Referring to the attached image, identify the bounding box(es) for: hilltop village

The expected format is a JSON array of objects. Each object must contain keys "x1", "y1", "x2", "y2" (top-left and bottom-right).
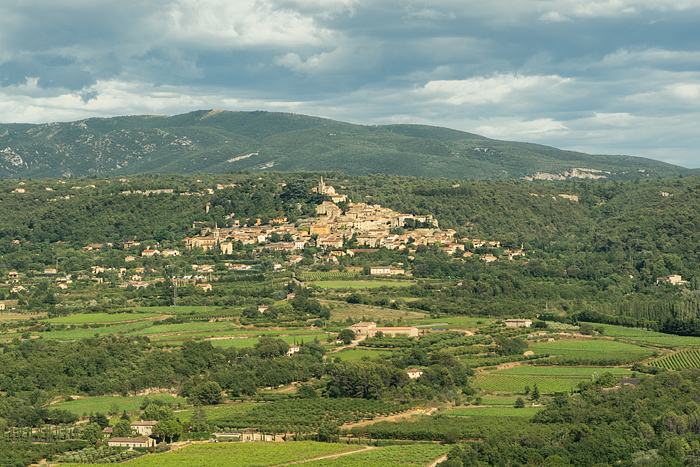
[{"x1": 183, "y1": 178, "x2": 522, "y2": 272}]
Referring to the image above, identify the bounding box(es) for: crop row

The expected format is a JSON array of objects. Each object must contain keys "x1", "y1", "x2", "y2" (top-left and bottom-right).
[{"x1": 650, "y1": 349, "x2": 700, "y2": 370}]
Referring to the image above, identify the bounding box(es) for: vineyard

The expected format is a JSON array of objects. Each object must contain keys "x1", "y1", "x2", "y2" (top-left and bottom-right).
[
  {"x1": 54, "y1": 393, "x2": 185, "y2": 416},
  {"x1": 444, "y1": 407, "x2": 542, "y2": 418},
  {"x1": 580, "y1": 322, "x2": 700, "y2": 348},
  {"x1": 60, "y1": 442, "x2": 363, "y2": 467},
  {"x1": 213, "y1": 399, "x2": 413, "y2": 433},
  {"x1": 297, "y1": 444, "x2": 449, "y2": 466},
  {"x1": 311, "y1": 280, "x2": 413, "y2": 289},
  {"x1": 528, "y1": 339, "x2": 654, "y2": 365},
  {"x1": 301, "y1": 272, "x2": 358, "y2": 281},
  {"x1": 649, "y1": 349, "x2": 700, "y2": 370},
  {"x1": 473, "y1": 374, "x2": 586, "y2": 394}
]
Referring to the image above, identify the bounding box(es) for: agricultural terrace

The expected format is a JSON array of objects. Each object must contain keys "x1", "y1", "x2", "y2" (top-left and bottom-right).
[
  {"x1": 473, "y1": 366, "x2": 635, "y2": 395},
  {"x1": 528, "y1": 338, "x2": 655, "y2": 365},
  {"x1": 330, "y1": 348, "x2": 393, "y2": 361},
  {"x1": 297, "y1": 444, "x2": 449, "y2": 466},
  {"x1": 409, "y1": 316, "x2": 496, "y2": 329},
  {"x1": 650, "y1": 349, "x2": 700, "y2": 370},
  {"x1": 212, "y1": 398, "x2": 413, "y2": 433},
  {"x1": 45, "y1": 312, "x2": 160, "y2": 324},
  {"x1": 444, "y1": 406, "x2": 542, "y2": 418},
  {"x1": 62, "y1": 442, "x2": 363, "y2": 467},
  {"x1": 312, "y1": 280, "x2": 414, "y2": 289},
  {"x1": 580, "y1": 322, "x2": 700, "y2": 348},
  {"x1": 209, "y1": 333, "x2": 330, "y2": 349},
  {"x1": 53, "y1": 393, "x2": 186, "y2": 416}
]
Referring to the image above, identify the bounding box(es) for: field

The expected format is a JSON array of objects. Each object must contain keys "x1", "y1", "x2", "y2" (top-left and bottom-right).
[
  {"x1": 330, "y1": 348, "x2": 393, "y2": 361},
  {"x1": 580, "y1": 322, "x2": 700, "y2": 348},
  {"x1": 327, "y1": 301, "x2": 426, "y2": 322},
  {"x1": 45, "y1": 312, "x2": 160, "y2": 324},
  {"x1": 650, "y1": 349, "x2": 700, "y2": 370},
  {"x1": 528, "y1": 338, "x2": 655, "y2": 364},
  {"x1": 52, "y1": 393, "x2": 186, "y2": 416},
  {"x1": 444, "y1": 406, "x2": 542, "y2": 418},
  {"x1": 473, "y1": 374, "x2": 586, "y2": 394},
  {"x1": 35, "y1": 321, "x2": 155, "y2": 340},
  {"x1": 62, "y1": 442, "x2": 363, "y2": 467},
  {"x1": 409, "y1": 316, "x2": 495, "y2": 329},
  {"x1": 495, "y1": 366, "x2": 634, "y2": 377},
  {"x1": 312, "y1": 280, "x2": 414, "y2": 289},
  {"x1": 300, "y1": 271, "x2": 359, "y2": 281},
  {"x1": 210, "y1": 333, "x2": 330, "y2": 349},
  {"x1": 474, "y1": 363, "x2": 636, "y2": 394},
  {"x1": 297, "y1": 444, "x2": 449, "y2": 466}
]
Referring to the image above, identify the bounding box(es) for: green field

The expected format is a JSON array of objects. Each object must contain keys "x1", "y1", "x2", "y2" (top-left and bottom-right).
[
  {"x1": 34, "y1": 321, "x2": 155, "y2": 340},
  {"x1": 444, "y1": 406, "x2": 542, "y2": 418},
  {"x1": 474, "y1": 374, "x2": 587, "y2": 394},
  {"x1": 580, "y1": 323, "x2": 700, "y2": 348},
  {"x1": 529, "y1": 338, "x2": 654, "y2": 364},
  {"x1": 650, "y1": 349, "x2": 700, "y2": 370},
  {"x1": 45, "y1": 313, "x2": 159, "y2": 324},
  {"x1": 495, "y1": 366, "x2": 634, "y2": 377},
  {"x1": 312, "y1": 280, "x2": 413, "y2": 289},
  {"x1": 53, "y1": 393, "x2": 186, "y2": 416},
  {"x1": 177, "y1": 403, "x2": 255, "y2": 423},
  {"x1": 210, "y1": 334, "x2": 330, "y2": 349},
  {"x1": 61, "y1": 442, "x2": 363, "y2": 467},
  {"x1": 409, "y1": 317, "x2": 495, "y2": 329},
  {"x1": 331, "y1": 348, "x2": 393, "y2": 361},
  {"x1": 298, "y1": 444, "x2": 449, "y2": 466}
]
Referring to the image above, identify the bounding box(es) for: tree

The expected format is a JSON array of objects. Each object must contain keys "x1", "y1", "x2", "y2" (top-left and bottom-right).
[
  {"x1": 112, "y1": 419, "x2": 134, "y2": 438},
  {"x1": 515, "y1": 397, "x2": 525, "y2": 408},
  {"x1": 338, "y1": 329, "x2": 356, "y2": 345},
  {"x1": 153, "y1": 419, "x2": 182, "y2": 443},
  {"x1": 82, "y1": 423, "x2": 103, "y2": 444},
  {"x1": 531, "y1": 384, "x2": 540, "y2": 401},
  {"x1": 143, "y1": 403, "x2": 174, "y2": 421},
  {"x1": 191, "y1": 381, "x2": 223, "y2": 405},
  {"x1": 191, "y1": 405, "x2": 208, "y2": 432}
]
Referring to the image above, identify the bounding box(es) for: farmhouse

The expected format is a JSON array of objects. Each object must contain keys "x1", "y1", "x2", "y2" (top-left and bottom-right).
[
  {"x1": 406, "y1": 368, "x2": 424, "y2": 379},
  {"x1": 656, "y1": 275, "x2": 688, "y2": 285},
  {"x1": 370, "y1": 326, "x2": 419, "y2": 338},
  {"x1": 369, "y1": 266, "x2": 405, "y2": 276},
  {"x1": 504, "y1": 319, "x2": 532, "y2": 328},
  {"x1": 347, "y1": 321, "x2": 376, "y2": 336},
  {"x1": 107, "y1": 437, "x2": 155, "y2": 449},
  {"x1": 131, "y1": 420, "x2": 158, "y2": 437},
  {"x1": 287, "y1": 345, "x2": 300, "y2": 356}
]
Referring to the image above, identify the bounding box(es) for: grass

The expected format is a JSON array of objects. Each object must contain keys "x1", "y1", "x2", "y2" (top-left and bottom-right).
[
  {"x1": 330, "y1": 348, "x2": 393, "y2": 361},
  {"x1": 209, "y1": 334, "x2": 330, "y2": 349},
  {"x1": 52, "y1": 393, "x2": 186, "y2": 416},
  {"x1": 474, "y1": 374, "x2": 587, "y2": 394},
  {"x1": 45, "y1": 312, "x2": 159, "y2": 324},
  {"x1": 529, "y1": 338, "x2": 654, "y2": 361},
  {"x1": 495, "y1": 366, "x2": 634, "y2": 377},
  {"x1": 444, "y1": 406, "x2": 542, "y2": 418},
  {"x1": 313, "y1": 280, "x2": 414, "y2": 289},
  {"x1": 580, "y1": 322, "x2": 700, "y2": 348},
  {"x1": 409, "y1": 316, "x2": 495, "y2": 329},
  {"x1": 298, "y1": 444, "x2": 449, "y2": 466},
  {"x1": 60, "y1": 442, "x2": 363, "y2": 467},
  {"x1": 177, "y1": 403, "x2": 255, "y2": 423},
  {"x1": 37, "y1": 321, "x2": 154, "y2": 339}
]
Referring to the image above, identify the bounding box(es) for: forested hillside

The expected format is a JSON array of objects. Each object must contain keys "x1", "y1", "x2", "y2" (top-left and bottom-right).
[
  {"x1": 0, "y1": 110, "x2": 694, "y2": 180},
  {"x1": 0, "y1": 172, "x2": 698, "y2": 331}
]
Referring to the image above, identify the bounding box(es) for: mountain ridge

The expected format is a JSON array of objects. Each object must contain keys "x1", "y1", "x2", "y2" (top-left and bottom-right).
[{"x1": 0, "y1": 109, "x2": 694, "y2": 180}]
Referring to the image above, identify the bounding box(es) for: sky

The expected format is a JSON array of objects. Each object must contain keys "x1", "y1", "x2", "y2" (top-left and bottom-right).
[{"x1": 1, "y1": 1, "x2": 699, "y2": 168}]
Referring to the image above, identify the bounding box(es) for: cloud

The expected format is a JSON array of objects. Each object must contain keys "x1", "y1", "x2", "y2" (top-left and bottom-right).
[{"x1": 414, "y1": 74, "x2": 572, "y2": 106}]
